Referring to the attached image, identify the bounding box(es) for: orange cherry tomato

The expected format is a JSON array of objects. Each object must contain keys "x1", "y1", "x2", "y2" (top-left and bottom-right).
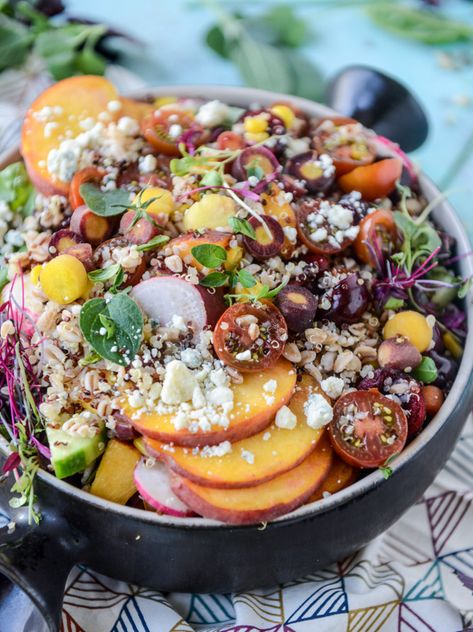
[
  {"x1": 141, "y1": 108, "x2": 205, "y2": 157},
  {"x1": 328, "y1": 389, "x2": 408, "y2": 469},
  {"x1": 421, "y1": 385, "x2": 444, "y2": 417},
  {"x1": 354, "y1": 209, "x2": 398, "y2": 267},
  {"x1": 69, "y1": 167, "x2": 104, "y2": 210},
  {"x1": 338, "y1": 158, "x2": 403, "y2": 201},
  {"x1": 216, "y1": 131, "x2": 245, "y2": 151},
  {"x1": 313, "y1": 119, "x2": 375, "y2": 176},
  {"x1": 213, "y1": 301, "x2": 287, "y2": 373}
]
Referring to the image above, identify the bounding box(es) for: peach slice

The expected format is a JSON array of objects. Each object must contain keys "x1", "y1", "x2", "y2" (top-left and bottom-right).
[
  {"x1": 123, "y1": 359, "x2": 297, "y2": 447},
  {"x1": 146, "y1": 374, "x2": 324, "y2": 488},
  {"x1": 119, "y1": 97, "x2": 154, "y2": 122},
  {"x1": 90, "y1": 439, "x2": 140, "y2": 505},
  {"x1": 166, "y1": 231, "x2": 232, "y2": 272},
  {"x1": 171, "y1": 433, "x2": 333, "y2": 525},
  {"x1": 21, "y1": 76, "x2": 118, "y2": 196},
  {"x1": 307, "y1": 454, "x2": 359, "y2": 503},
  {"x1": 261, "y1": 184, "x2": 297, "y2": 258}
]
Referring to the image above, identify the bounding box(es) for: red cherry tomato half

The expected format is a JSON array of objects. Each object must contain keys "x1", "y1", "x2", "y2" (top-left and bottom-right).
[
  {"x1": 216, "y1": 131, "x2": 245, "y2": 151},
  {"x1": 141, "y1": 108, "x2": 205, "y2": 157},
  {"x1": 328, "y1": 389, "x2": 408, "y2": 469},
  {"x1": 296, "y1": 199, "x2": 355, "y2": 256},
  {"x1": 213, "y1": 301, "x2": 288, "y2": 372},
  {"x1": 313, "y1": 119, "x2": 375, "y2": 176},
  {"x1": 69, "y1": 166, "x2": 104, "y2": 210},
  {"x1": 338, "y1": 158, "x2": 403, "y2": 201},
  {"x1": 354, "y1": 208, "x2": 398, "y2": 267}
]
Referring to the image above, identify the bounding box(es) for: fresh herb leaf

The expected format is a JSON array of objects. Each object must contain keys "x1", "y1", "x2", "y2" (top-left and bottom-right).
[
  {"x1": 384, "y1": 297, "x2": 405, "y2": 310},
  {"x1": 110, "y1": 266, "x2": 125, "y2": 294},
  {"x1": 236, "y1": 269, "x2": 257, "y2": 288},
  {"x1": 79, "y1": 183, "x2": 131, "y2": 217},
  {"x1": 379, "y1": 465, "x2": 393, "y2": 480},
  {"x1": 367, "y1": 5, "x2": 473, "y2": 45},
  {"x1": 256, "y1": 279, "x2": 288, "y2": 300},
  {"x1": 136, "y1": 234, "x2": 170, "y2": 252},
  {"x1": 0, "y1": 162, "x2": 35, "y2": 217},
  {"x1": 0, "y1": 267, "x2": 9, "y2": 293},
  {"x1": 88, "y1": 262, "x2": 122, "y2": 284},
  {"x1": 170, "y1": 155, "x2": 198, "y2": 177},
  {"x1": 98, "y1": 313, "x2": 115, "y2": 339},
  {"x1": 200, "y1": 271, "x2": 229, "y2": 288},
  {"x1": 412, "y1": 356, "x2": 438, "y2": 384},
  {"x1": 79, "y1": 350, "x2": 101, "y2": 367},
  {"x1": 458, "y1": 277, "x2": 473, "y2": 299},
  {"x1": 191, "y1": 244, "x2": 227, "y2": 268},
  {"x1": 79, "y1": 293, "x2": 143, "y2": 366},
  {"x1": 0, "y1": 14, "x2": 33, "y2": 71},
  {"x1": 200, "y1": 170, "x2": 224, "y2": 187},
  {"x1": 228, "y1": 216, "x2": 256, "y2": 239}
]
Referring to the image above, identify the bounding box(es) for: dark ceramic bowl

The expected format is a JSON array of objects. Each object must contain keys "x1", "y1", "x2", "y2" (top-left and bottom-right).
[{"x1": 1, "y1": 86, "x2": 472, "y2": 632}]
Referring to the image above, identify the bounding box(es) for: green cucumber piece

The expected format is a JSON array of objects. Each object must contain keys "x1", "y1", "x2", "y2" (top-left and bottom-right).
[{"x1": 46, "y1": 421, "x2": 106, "y2": 479}]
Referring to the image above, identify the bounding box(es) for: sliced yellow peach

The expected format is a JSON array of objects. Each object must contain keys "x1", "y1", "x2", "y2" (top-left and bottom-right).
[
  {"x1": 90, "y1": 439, "x2": 140, "y2": 505},
  {"x1": 123, "y1": 359, "x2": 297, "y2": 447},
  {"x1": 119, "y1": 97, "x2": 153, "y2": 122},
  {"x1": 307, "y1": 454, "x2": 359, "y2": 503},
  {"x1": 21, "y1": 76, "x2": 118, "y2": 195},
  {"x1": 146, "y1": 374, "x2": 324, "y2": 488},
  {"x1": 171, "y1": 433, "x2": 333, "y2": 524},
  {"x1": 165, "y1": 231, "x2": 232, "y2": 272},
  {"x1": 261, "y1": 184, "x2": 297, "y2": 258}
]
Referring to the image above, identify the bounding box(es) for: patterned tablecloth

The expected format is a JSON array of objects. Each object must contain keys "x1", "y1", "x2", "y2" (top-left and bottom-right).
[{"x1": 60, "y1": 415, "x2": 473, "y2": 632}]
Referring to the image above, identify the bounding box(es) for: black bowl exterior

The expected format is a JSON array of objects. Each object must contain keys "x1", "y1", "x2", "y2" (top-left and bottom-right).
[
  {"x1": 0, "y1": 86, "x2": 471, "y2": 632},
  {"x1": 327, "y1": 65, "x2": 429, "y2": 152}
]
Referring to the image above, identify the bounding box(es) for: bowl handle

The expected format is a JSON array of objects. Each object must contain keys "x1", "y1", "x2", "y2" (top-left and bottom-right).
[{"x1": 0, "y1": 469, "x2": 77, "y2": 632}]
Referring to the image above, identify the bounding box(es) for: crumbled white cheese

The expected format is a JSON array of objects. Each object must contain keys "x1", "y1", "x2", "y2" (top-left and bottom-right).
[
  {"x1": 195, "y1": 100, "x2": 229, "y2": 127},
  {"x1": 310, "y1": 228, "x2": 328, "y2": 243},
  {"x1": 117, "y1": 116, "x2": 140, "y2": 136},
  {"x1": 320, "y1": 376, "x2": 345, "y2": 400},
  {"x1": 262, "y1": 431, "x2": 271, "y2": 441},
  {"x1": 327, "y1": 204, "x2": 353, "y2": 230},
  {"x1": 263, "y1": 379, "x2": 277, "y2": 394},
  {"x1": 44, "y1": 121, "x2": 58, "y2": 138},
  {"x1": 170, "y1": 314, "x2": 188, "y2": 332},
  {"x1": 139, "y1": 154, "x2": 157, "y2": 174},
  {"x1": 207, "y1": 386, "x2": 234, "y2": 408},
  {"x1": 283, "y1": 226, "x2": 297, "y2": 243},
  {"x1": 241, "y1": 448, "x2": 255, "y2": 465},
  {"x1": 200, "y1": 441, "x2": 232, "y2": 458},
  {"x1": 304, "y1": 393, "x2": 333, "y2": 429},
  {"x1": 161, "y1": 360, "x2": 197, "y2": 404},
  {"x1": 192, "y1": 385, "x2": 206, "y2": 409},
  {"x1": 181, "y1": 348, "x2": 202, "y2": 368},
  {"x1": 168, "y1": 124, "x2": 182, "y2": 138},
  {"x1": 235, "y1": 350, "x2": 252, "y2": 362},
  {"x1": 275, "y1": 405, "x2": 297, "y2": 429},
  {"x1": 107, "y1": 100, "x2": 122, "y2": 113}
]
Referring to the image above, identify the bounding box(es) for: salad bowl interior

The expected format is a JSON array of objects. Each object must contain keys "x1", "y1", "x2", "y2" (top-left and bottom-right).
[{"x1": 0, "y1": 85, "x2": 473, "y2": 632}]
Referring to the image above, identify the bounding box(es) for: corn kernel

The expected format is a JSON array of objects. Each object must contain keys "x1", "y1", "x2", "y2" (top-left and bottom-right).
[
  {"x1": 244, "y1": 116, "x2": 268, "y2": 134},
  {"x1": 270, "y1": 104, "x2": 295, "y2": 129}
]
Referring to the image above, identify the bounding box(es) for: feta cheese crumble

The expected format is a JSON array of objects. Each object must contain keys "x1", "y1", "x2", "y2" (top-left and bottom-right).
[
  {"x1": 275, "y1": 405, "x2": 297, "y2": 429},
  {"x1": 320, "y1": 376, "x2": 345, "y2": 400},
  {"x1": 304, "y1": 393, "x2": 333, "y2": 429}
]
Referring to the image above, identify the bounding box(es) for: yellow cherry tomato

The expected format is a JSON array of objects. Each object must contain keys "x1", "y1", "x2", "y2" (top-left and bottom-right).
[
  {"x1": 40, "y1": 254, "x2": 88, "y2": 304},
  {"x1": 183, "y1": 193, "x2": 236, "y2": 231},
  {"x1": 270, "y1": 104, "x2": 295, "y2": 129},
  {"x1": 383, "y1": 310, "x2": 433, "y2": 353},
  {"x1": 243, "y1": 115, "x2": 268, "y2": 134}
]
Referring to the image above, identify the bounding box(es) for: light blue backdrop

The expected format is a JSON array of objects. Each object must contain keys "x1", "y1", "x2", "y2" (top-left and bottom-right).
[{"x1": 69, "y1": 0, "x2": 473, "y2": 235}]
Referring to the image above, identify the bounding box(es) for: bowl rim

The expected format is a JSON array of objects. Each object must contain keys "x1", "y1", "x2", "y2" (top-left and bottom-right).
[{"x1": 3, "y1": 83, "x2": 473, "y2": 530}]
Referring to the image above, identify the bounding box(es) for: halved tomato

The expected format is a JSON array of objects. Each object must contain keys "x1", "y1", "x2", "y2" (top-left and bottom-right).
[
  {"x1": 312, "y1": 119, "x2": 375, "y2": 176},
  {"x1": 296, "y1": 199, "x2": 355, "y2": 256},
  {"x1": 69, "y1": 166, "x2": 104, "y2": 210},
  {"x1": 328, "y1": 389, "x2": 408, "y2": 469},
  {"x1": 216, "y1": 131, "x2": 245, "y2": 151},
  {"x1": 213, "y1": 301, "x2": 288, "y2": 372},
  {"x1": 339, "y1": 158, "x2": 403, "y2": 201},
  {"x1": 354, "y1": 208, "x2": 397, "y2": 267},
  {"x1": 141, "y1": 108, "x2": 205, "y2": 156}
]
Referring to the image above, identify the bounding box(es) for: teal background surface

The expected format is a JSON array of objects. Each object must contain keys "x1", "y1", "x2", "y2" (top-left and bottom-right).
[{"x1": 69, "y1": 0, "x2": 473, "y2": 236}]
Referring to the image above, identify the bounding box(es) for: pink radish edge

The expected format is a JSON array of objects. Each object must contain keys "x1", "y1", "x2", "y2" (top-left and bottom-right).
[
  {"x1": 374, "y1": 135, "x2": 418, "y2": 183},
  {"x1": 134, "y1": 458, "x2": 195, "y2": 518}
]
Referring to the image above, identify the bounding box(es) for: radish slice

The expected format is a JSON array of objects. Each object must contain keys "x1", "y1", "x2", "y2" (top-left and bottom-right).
[
  {"x1": 374, "y1": 135, "x2": 418, "y2": 184},
  {"x1": 131, "y1": 276, "x2": 225, "y2": 338},
  {"x1": 134, "y1": 458, "x2": 194, "y2": 517}
]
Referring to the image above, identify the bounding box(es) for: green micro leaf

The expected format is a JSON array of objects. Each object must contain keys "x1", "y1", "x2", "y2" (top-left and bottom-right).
[
  {"x1": 236, "y1": 269, "x2": 257, "y2": 288},
  {"x1": 200, "y1": 170, "x2": 224, "y2": 187},
  {"x1": 191, "y1": 244, "x2": 227, "y2": 268},
  {"x1": 458, "y1": 276, "x2": 473, "y2": 299},
  {"x1": 88, "y1": 263, "x2": 123, "y2": 284},
  {"x1": 199, "y1": 271, "x2": 229, "y2": 288},
  {"x1": 136, "y1": 234, "x2": 170, "y2": 252},
  {"x1": 384, "y1": 297, "x2": 405, "y2": 311},
  {"x1": 79, "y1": 293, "x2": 143, "y2": 366},
  {"x1": 412, "y1": 356, "x2": 438, "y2": 385},
  {"x1": 0, "y1": 162, "x2": 35, "y2": 217},
  {"x1": 228, "y1": 216, "x2": 256, "y2": 239},
  {"x1": 79, "y1": 183, "x2": 131, "y2": 217}
]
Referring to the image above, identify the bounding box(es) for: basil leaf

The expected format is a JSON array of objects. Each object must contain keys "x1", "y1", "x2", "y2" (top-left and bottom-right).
[
  {"x1": 88, "y1": 263, "x2": 122, "y2": 283},
  {"x1": 0, "y1": 162, "x2": 35, "y2": 217},
  {"x1": 200, "y1": 272, "x2": 229, "y2": 288},
  {"x1": 79, "y1": 293, "x2": 143, "y2": 366},
  {"x1": 367, "y1": 5, "x2": 473, "y2": 45},
  {"x1": 205, "y1": 23, "x2": 232, "y2": 59},
  {"x1": 136, "y1": 235, "x2": 170, "y2": 252},
  {"x1": 80, "y1": 183, "x2": 131, "y2": 217},
  {"x1": 228, "y1": 216, "x2": 256, "y2": 239},
  {"x1": 237, "y1": 269, "x2": 257, "y2": 289},
  {"x1": 0, "y1": 14, "x2": 33, "y2": 72},
  {"x1": 412, "y1": 356, "x2": 438, "y2": 384},
  {"x1": 191, "y1": 244, "x2": 227, "y2": 268}
]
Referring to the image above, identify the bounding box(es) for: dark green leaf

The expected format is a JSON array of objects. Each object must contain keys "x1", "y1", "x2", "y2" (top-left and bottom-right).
[
  {"x1": 412, "y1": 356, "x2": 438, "y2": 384},
  {"x1": 367, "y1": 5, "x2": 473, "y2": 45},
  {"x1": 75, "y1": 47, "x2": 106, "y2": 75},
  {"x1": 0, "y1": 14, "x2": 33, "y2": 71},
  {"x1": 228, "y1": 216, "x2": 256, "y2": 239},
  {"x1": 0, "y1": 162, "x2": 35, "y2": 217},
  {"x1": 237, "y1": 269, "x2": 257, "y2": 288},
  {"x1": 79, "y1": 293, "x2": 143, "y2": 366},
  {"x1": 88, "y1": 263, "x2": 122, "y2": 284},
  {"x1": 80, "y1": 183, "x2": 131, "y2": 217},
  {"x1": 191, "y1": 244, "x2": 227, "y2": 268},
  {"x1": 110, "y1": 267, "x2": 125, "y2": 293},
  {"x1": 136, "y1": 235, "x2": 170, "y2": 252},
  {"x1": 200, "y1": 271, "x2": 229, "y2": 288},
  {"x1": 205, "y1": 23, "x2": 232, "y2": 59}
]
